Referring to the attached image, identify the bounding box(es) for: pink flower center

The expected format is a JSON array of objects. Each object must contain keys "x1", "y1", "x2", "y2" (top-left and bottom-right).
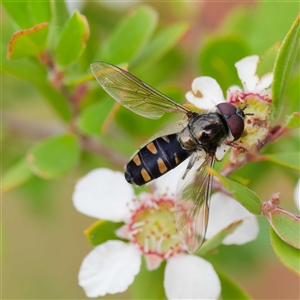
[{"x1": 128, "y1": 197, "x2": 182, "y2": 259}]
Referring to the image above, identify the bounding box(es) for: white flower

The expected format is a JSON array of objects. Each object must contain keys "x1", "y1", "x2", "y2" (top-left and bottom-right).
[
  {"x1": 185, "y1": 55, "x2": 273, "y2": 157},
  {"x1": 294, "y1": 179, "x2": 300, "y2": 211},
  {"x1": 234, "y1": 55, "x2": 273, "y2": 94},
  {"x1": 186, "y1": 76, "x2": 225, "y2": 110},
  {"x1": 206, "y1": 193, "x2": 259, "y2": 245},
  {"x1": 73, "y1": 166, "x2": 259, "y2": 299}
]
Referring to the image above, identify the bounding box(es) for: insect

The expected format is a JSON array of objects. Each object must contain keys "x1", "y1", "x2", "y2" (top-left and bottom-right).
[{"x1": 91, "y1": 61, "x2": 251, "y2": 253}]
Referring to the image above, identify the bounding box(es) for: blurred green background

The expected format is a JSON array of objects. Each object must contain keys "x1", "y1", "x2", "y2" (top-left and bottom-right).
[{"x1": 2, "y1": 1, "x2": 299, "y2": 299}]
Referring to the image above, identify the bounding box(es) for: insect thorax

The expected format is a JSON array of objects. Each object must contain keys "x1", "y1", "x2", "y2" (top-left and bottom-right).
[{"x1": 179, "y1": 113, "x2": 229, "y2": 152}]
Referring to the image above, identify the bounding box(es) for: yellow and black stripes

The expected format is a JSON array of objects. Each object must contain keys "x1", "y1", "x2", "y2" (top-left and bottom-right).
[{"x1": 125, "y1": 134, "x2": 190, "y2": 185}]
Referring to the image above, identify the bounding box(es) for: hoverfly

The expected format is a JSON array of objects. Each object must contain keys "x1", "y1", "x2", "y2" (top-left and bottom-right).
[{"x1": 91, "y1": 62, "x2": 250, "y2": 253}]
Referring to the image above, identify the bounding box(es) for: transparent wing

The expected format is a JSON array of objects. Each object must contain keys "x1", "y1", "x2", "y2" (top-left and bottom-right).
[
  {"x1": 140, "y1": 120, "x2": 187, "y2": 149},
  {"x1": 91, "y1": 62, "x2": 191, "y2": 119},
  {"x1": 174, "y1": 151, "x2": 215, "y2": 253}
]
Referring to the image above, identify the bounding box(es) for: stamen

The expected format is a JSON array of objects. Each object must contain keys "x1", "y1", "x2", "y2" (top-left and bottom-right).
[
  {"x1": 151, "y1": 235, "x2": 157, "y2": 251},
  {"x1": 145, "y1": 199, "x2": 153, "y2": 207},
  {"x1": 151, "y1": 201, "x2": 159, "y2": 210},
  {"x1": 132, "y1": 221, "x2": 145, "y2": 229},
  {"x1": 144, "y1": 238, "x2": 149, "y2": 253},
  {"x1": 171, "y1": 234, "x2": 182, "y2": 240},
  {"x1": 128, "y1": 228, "x2": 142, "y2": 238},
  {"x1": 128, "y1": 197, "x2": 182, "y2": 257},
  {"x1": 156, "y1": 236, "x2": 165, "y2": 253},
  {"x1": 164, "y1": 249, "x2": 173, "y2": 259}
]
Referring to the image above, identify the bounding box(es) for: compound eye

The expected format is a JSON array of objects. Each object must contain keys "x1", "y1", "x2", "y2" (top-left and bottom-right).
[
  {"x1": 217, "y1": 103, "x2": 237, "y2": 116},
  {"x1": 227, "y1": 114, "x2": 244, "y2": 140}
]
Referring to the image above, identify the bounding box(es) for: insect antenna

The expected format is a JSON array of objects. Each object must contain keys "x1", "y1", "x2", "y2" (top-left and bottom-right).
[{"x1": 242, "y1": 103, "x2": 254, "y2": 116}]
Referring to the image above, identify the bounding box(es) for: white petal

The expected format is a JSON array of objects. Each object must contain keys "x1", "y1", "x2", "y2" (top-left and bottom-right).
[
  {"x1": 226, "y1": 85, "x2": 242, "y2": 102},
  {"x1": 145, "y1": 253, "x2": 164, "y2": 270},
  {"x1": 164, "y1": 254, "x2": 221, "y2": 299},
  {"x1": 79, "y1": 240, "x2": 141, "y2": 297},
  {"x1": 294, "y1": 179, "x2": 300, "y2": 211},
  {"x1": 255, "y1": 72, "x2": 273, "y2": 93},
  {"x1": 235, "y1": 55, "x2": 259, "y2": 92},
  {"x1": 206, "y1": 192, "x2": 259, "y2": 245},
  {"x1": 186, "y1": 77, "x2": 225, "y2": 110},
  {"x1": 154, "y1": 160, "x2": 189, "y2": 198},
  {"x1": 73, "y1": 168, "x2": 135, "y2": 222},
  {"x1": 115, "y1": 224, "x2": 131, "y2": 239}
]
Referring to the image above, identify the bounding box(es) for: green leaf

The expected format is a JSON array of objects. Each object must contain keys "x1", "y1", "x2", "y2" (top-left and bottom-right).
[
  {"x1": 26, "y1": 134, "x2": 80, "y2": 179},
  {"x1": 77, "y1": 98, "x2": 115, "y2": 135},
  {"x1": 55, "y1": 11, "x2": 90, "y2": 66},
  {"x1": 50, "y1": 1, "x2": 69, "y2": 28},
  {"x1": 99, "y1": 5, "x2": 158, "y2": 65},
  {"x1": 198, "y1": 35, "x2": 250, "y2": 92},
  {"x1": 3, "y1": 1, "x2": 51, "y2": 29},
  {"x1": 263, "y1": 152, "x2": 300, "y2": 171},
  {"x1": 130, "y1": 22, "x2": 189, "y2": 73},
  {"x1": 270, "y1": 227, "x2": 300, "y2": 275},
  {"x1": 271, "y1": 13, "x2": 300, "y2": 122},
  {"x1": 196, "y1": 220, "x2": 243, "y2": 256},
  {"x1": 217, "y1": 270, "x2": 252, "y2": 299},
  {"x1": 84, "y1": 220, "x2": 124, "y2": 246},
  {"x1": 209, "y1": 169, "x2": 262, "y2": 215},
  {"x1": 131, "y1": 257, "x2": 166, "y2": 300},
  {"x1": 285, "y1": 74, "x2": 300, "y2": 115},
  {"x1": 1, "y1": 159, "x2": 34, "y2": 193},
  {"x1": 2, "y1": 56, "x2": 47, "y2": 84},
  {"x1": 272, "y1": 212, "x2": 300, "y2": 249},
  {"x1": 36, "y1": 82, "x2": 72, "y2": 122},
  {"x1": 7, "y1": 23, "x2": 49, "y2": 60},
  {"x1": 263, "y1": 204, "x2": 300, "y2": 249},
  {"x1": 286, "y1": 113, "x2": 300, "y2": 129},
  {"x1": 47, "y1": 1, "x2": 69, "y2": 49}
]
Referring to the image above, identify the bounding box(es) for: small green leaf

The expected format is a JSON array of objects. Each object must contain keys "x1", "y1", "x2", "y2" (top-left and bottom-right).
[
  {"x1": 263, "y1": 203, "x2": 300, "y2": 249},
  {"x1": 77, "y1": 98, "x2": 115, "y2": 136},
  {"x1": 3, "y1": 1, "x2": 51, "y2": 29},
  {"x1": 131, "y1": 257, "x2": 166, "y2": 300},
  {"x1": 47, "y1": 1, "x2": 69, "y2": 49},
  {"x1": 84, "y1": 220, "x2": 124, "y2": 246},
  {"x1": 36, "y1": 82, "x2": 72, "y2": 122},
  {"x1": 263, "y1": 152, "x2": 300, "y2": 171},
  {"x1": 286, "y1": 112, "x2": 300, "y2": 129},
  {"x1": 50, "y1": 1, "x2": 69, "y2": 28},
  {"x1": 26, "y1": 134, "x2": 80, "y2": 179},
  {"x1": 1, "y1": 159, "x2": 34, "y2": 193},
  {"x1": 196, "y1": 220, "x2": 243, "y2": 256},
  {"x1": 271, "y1": 13, "x2": 300, "y2": 122},
  {"x1": 7, "y1": 23, "x2": 49, "y2": 60},
  {"x1": 130, "y1": 22, "x2": 189, "y2": 73},
  {"x1": 55, "y1": 11, "x2": 90, "y2": 66},
  {"x1": 2, "y1": 56, "x2": 47, "y2": 84},
  {"x1": 198, "y1": 35, "x2": 250, "y2": 92},
  {"x1": 209, "y1": 169, "x2": 262, "y2": 215},
  {"x1": 272, "y1": 212, "x2": 300, "y2": 249},
  {"x1": 99, "y1": 5, "x2": 158, "y2": 64},
  {"x1": 270, "y1": 227, "x2": 300, "y2": 275},
  {"x1": 217, "y1": 270, "x2": 252, "y2": 299}
]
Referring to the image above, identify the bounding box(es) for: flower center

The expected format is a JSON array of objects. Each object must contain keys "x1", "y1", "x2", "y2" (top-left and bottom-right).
[{"x1": 129, "y1": 197, "x2": 182, "y2": 258}]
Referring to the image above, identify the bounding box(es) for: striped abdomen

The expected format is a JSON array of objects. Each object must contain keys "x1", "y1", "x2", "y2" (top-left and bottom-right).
[{"x1": 125, "y1": 133, "x2": 190, "y2": 186}]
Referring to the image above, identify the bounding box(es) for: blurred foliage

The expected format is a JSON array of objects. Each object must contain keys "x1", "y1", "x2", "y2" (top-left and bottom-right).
[
  {"x1": 270, "y1": 227, "x2": 300, "y2": 275},
  {"x1": 2, "y1": 1, "x2": 299, "y2": 299}
]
